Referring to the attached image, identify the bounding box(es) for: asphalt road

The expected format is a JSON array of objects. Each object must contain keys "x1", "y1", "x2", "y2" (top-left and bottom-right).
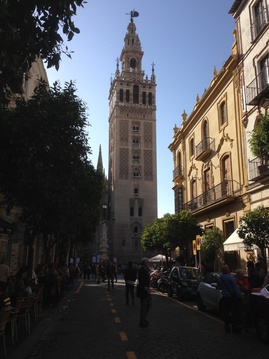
[{"x1": 7, "y1": 277, "x2": 269, "y2": 359}]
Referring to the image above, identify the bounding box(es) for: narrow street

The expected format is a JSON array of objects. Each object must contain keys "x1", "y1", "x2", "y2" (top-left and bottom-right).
[{"x1": 8, "y1": 277, "x2": 269, "y2": 359}]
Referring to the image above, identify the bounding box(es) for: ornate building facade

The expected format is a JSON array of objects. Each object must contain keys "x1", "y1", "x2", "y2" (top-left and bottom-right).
[
  {"x1": 169, "y1": 32, "x2": 250, "y2": 269},
  {"x1": 229, "y1": 0, "x2": 269, "y2": 267},
  {"x1": 107, "y1": 14, "x2": 157, "y2": 264}
]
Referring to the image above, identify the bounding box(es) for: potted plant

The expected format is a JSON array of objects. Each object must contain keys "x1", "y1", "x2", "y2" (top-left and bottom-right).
[{"x1": 249, "y1": 113, "x2": 269, "y2": 175}]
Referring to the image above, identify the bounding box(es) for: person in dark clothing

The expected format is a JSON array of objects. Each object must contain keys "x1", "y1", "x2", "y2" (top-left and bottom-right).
[
  {"x1": 137, "y1": 258, "x2": 152, "y2": 327},
  {"x1": 106, "y1": 259, "x2": 115, "y2": 291},
  {"x1": 218, "y1": 265, "x2": 243, "y2": 333},
  {"x1": 247, "y1": 261, "x2": 263, "y2": 288},
  {"x1": 124, "y1": 261, "x2": 137, "y2": 305}
]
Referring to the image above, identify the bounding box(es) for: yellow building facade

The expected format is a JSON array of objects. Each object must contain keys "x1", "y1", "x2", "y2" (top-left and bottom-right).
[{"x1": 169, "y1": 37, "x2": 251, "y2": 270}]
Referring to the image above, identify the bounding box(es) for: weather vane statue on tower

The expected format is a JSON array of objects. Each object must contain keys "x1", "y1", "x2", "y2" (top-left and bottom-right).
[{"x1": 126, "y1": 9, "x2": 139, "y2": 22}]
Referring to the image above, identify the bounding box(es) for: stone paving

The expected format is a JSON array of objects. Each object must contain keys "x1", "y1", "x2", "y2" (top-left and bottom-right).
[{"x1": 6, "y1": 277, "x2": 269, "y2": 359}]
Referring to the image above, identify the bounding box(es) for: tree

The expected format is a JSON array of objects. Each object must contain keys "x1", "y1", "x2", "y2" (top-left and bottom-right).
[
  {"x1": 249, "y1": 113, "x2": 269, "y2": 167},
  {"x1": 237, "y1": 206, "x2": 269, "y2": 269},
  {"x1": 141, "y1": 214, "x2": 175, "y2": 261},
  {"x1": 0, "y1": 81, "x2": 103, "y2": 274},
  {"x1": 170, "y1": 210, "x2": 202, "y2": 265},
  {"x1": 200, "y1": 227, "x2": 223, "y2": 271},
  {"x1": 0, "y1": 0, "x2": 85, "y2": 95},
  {"x1": 141, "y1": 211, "x2": 202, "y2": 265}
]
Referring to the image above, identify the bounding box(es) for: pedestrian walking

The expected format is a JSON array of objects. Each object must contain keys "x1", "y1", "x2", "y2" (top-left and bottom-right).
[
  {"x1": 218, "y1": 264, "x2": 243, "y2": 333},
  {"x1": 106, "y1": 259, "x2": 115, "y2": 291},
  {"x1": 137, "y1": 257, "x2": 152, "y2": 327},
  {"x1": 124, "y1": 261, "x2": 137, "y2": 305}
]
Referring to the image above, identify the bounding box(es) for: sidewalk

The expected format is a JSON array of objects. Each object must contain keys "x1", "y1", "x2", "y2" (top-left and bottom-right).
[{"x1": 6, "y1": 279, "x2": 81, "y2": 359}]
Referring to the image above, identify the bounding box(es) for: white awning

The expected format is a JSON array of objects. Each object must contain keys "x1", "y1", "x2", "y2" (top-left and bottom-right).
[{"x1": 223, "y1": 230, "x2": 245, "y2": 251}]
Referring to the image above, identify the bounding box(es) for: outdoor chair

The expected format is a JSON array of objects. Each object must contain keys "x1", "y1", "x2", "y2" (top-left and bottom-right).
[
  {"x1": 13, "y1": 295, "x2": 35, "y2": 335},
  {"x1": 0, "y1": 307, "x2": 12, "y2": 359},
  {"x1": 9, "y1": 297, "x2": 24, "y2": 344}
]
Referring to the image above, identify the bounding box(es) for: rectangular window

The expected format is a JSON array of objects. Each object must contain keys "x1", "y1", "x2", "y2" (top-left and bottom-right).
[
  {"x1": 126, "y1": 90, "x2": 130, "y2": 103},
  {"x1": 251, "y1": 0, "x2": 267, "y2": 39},
  {"x1": 148, "y1": 92, "x2": 152, "y2": 105},
  {"x1": 133, "y1": 85, "x2": 139, "y2": 104},
  {"x1": 259, "y1": 55, "x2": 269, "y2": 92},
  {"x1": 189, "y1": 138, "x2": 194, "y2": 158},
  {"x1": 119, "y1": 89, "x2": 123, "y2": 102},
  {"x1": 142, "y1": 91, "x2": 146, "y2": 104}
]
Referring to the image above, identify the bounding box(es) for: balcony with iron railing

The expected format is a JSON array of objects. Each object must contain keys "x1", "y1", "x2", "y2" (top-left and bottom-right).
[
  {"x1": 246, "y1": 65, "x2": 269, "y2": 106},
  {"x1": 184, "y1": 180, "x2": 241, "y2": 213},
  {"x1": 251, "y1": 9, "x2": 267, "y2": 40},
  {"x1": 173, "y1": 165, "x2": 183, "y2": 181},
  {"x1": 195, "y1": 137, "x2": 215, "y2": 161},
  {"x1": 249, "y1": 156, "x2": 269, "y2": 181}
]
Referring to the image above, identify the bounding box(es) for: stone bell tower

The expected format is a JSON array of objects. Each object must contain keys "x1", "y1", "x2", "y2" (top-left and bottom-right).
[{"x1": 108, "y1": 11, "x2": 157, "y2": 264}]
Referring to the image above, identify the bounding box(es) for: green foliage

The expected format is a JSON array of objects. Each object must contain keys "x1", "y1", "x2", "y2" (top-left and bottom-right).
[
  {"x1": 0, "y1": 0, "x2": 85, "y2": 95},
  {"x1": 200, "y1": 227, "x2": 223, "y2": 271},
  {"x1": 249, "y1": 114, "x2": 269, "y2": 164},
  {"x1": 201, "y1": 227, "x2": 223, "y2": 254},
  {"x1": 238, "y1": 206, "x2": 269, "y2": 254},
  {"x1": 0, "y1": 81, "x2": 103, "y2": 255},
  {"x1": 141, "y1": 211, "x2": 202, "y2": 262}
]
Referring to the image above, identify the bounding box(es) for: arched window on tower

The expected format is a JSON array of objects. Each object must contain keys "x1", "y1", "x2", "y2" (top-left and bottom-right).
[
  {"x1": 130, "y1": 207, "x2": 134, "y2": 217},
  {"x1": 134, "y1": 188, "x2": 139, "y2": 197},
  {"x1": 138, "y1": 207, "x2": 143, "y2": 217},
  {"x1": 133, "y1": 85, "x2": 139, "y2": 104},
  {"x1": 130, "y1": 58, "x2": 136, "y2": 69}
]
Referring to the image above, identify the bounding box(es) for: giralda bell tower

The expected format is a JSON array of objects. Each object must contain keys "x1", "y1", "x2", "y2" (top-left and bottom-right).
[{"x1": 108, "y1": 11, "x2": 157, "y2": 263}]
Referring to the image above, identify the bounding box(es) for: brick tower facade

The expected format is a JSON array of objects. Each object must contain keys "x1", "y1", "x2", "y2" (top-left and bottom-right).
[{"x1": 108, "y1": 14, "x2": 157, "y2": 264}]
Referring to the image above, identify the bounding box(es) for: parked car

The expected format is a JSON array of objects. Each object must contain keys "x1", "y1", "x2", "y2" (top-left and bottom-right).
[
  {"x1": 251, "y1": 284, "x2": 269, "y2": 343},
  {"x1": 196, "y1": 272, "x2": 223, "y2": 312},
  {"x1": 168, "y1": 266, "x2": 202, "y2": 300}
]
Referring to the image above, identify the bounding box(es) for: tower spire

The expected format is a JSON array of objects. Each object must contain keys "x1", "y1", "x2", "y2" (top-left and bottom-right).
[{"x1": 97, "y1": 144, "x2": 103, "y2": 173}]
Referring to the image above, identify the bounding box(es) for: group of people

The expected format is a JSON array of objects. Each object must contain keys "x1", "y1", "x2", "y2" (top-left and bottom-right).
[
  {"x1": 0, "y1": 259, "x2": 80, "y2": 313},
  {"x1": 218, "y1": 260, "x2": 268, "y2": 334}
]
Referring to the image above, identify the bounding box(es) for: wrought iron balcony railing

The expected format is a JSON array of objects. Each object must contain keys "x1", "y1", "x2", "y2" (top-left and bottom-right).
[
  {"x1": 249, "y1": 156, "x2": 269, "y2": 181},
  {"x1": 246, "y1": 65, "x2": 269, "y2": 106},
  {"x1": 195, "y1": 137, "x2": 215, "y2": 160},
  {"x1": 173, "y1": 165, "x2": 183, "y2": 181},
  {"x1": 184, "y1": 180, "x2": 240, "y2": 212}
]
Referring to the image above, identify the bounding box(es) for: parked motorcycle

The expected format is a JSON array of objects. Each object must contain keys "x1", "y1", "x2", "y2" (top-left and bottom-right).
[
  {"x1": 157, "y1": 270, "x2": 170, "y2": 293},
  {"x1": 150, "y1": 270, "x2": 161, "y2": 288}
]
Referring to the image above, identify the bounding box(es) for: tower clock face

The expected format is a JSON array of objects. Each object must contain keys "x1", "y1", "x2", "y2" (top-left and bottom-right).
[{"x1": 130, "y1": 58, "x2": 136, "y2": 69}]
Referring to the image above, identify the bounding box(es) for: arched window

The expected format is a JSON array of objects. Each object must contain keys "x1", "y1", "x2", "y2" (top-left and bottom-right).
[
  {"x1": 130, "y1": 58, "x2": 136, "y2": 69},
  {"x1": 134, "y1": 188, "x2": 139, "y2": 197},
  {"x1": 130, "y1": 207, "x2": 134, "y2": 216},
  {"x1": 133, "y1": 169, "x2": 141, "y2": 180},
  {"x1": 203, "y1": 120, "x2": 208, "y2": 139},
  {"x1": 138, "y1": 207, "x2": 142, "y2": 216}
]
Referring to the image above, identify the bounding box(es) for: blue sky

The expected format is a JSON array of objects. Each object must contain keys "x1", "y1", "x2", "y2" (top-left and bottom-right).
[{"x1": 46, "y1": 0, "x2": 235, "y2": 218}]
